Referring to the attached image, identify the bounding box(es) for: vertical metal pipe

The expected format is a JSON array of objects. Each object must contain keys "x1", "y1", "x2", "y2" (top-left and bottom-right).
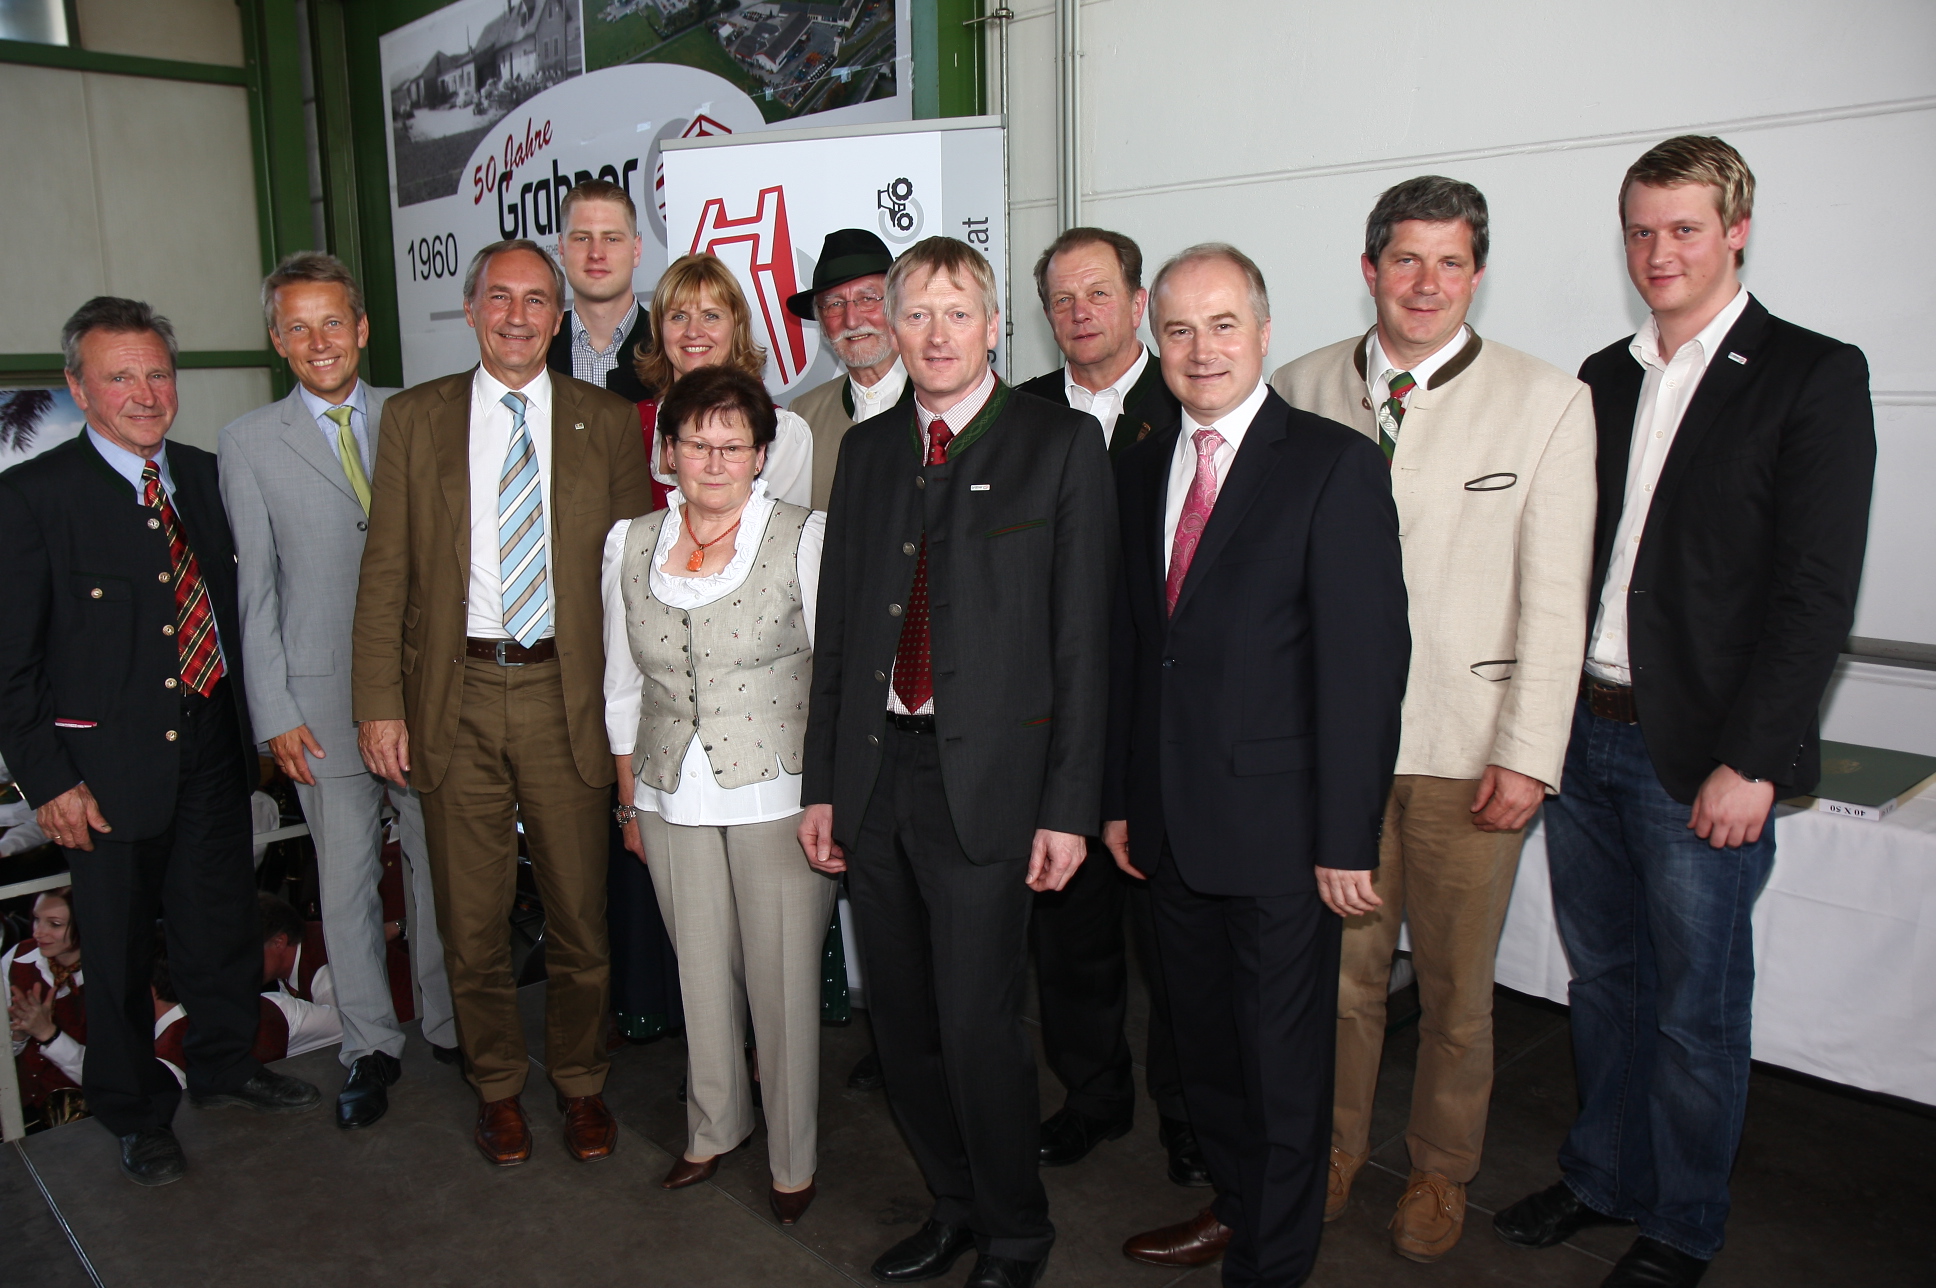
[{"x1": 1056, "y1": 0, "x2": 1080, "y2": 231}]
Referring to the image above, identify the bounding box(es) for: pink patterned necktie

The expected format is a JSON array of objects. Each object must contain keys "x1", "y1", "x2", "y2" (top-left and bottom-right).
[{"x1": 1165, "y1": 427, "x2": 1225, "y2": 615}]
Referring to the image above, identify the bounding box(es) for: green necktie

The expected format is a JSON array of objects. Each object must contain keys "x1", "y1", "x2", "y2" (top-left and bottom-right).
[
  {"x1": 324, "y1": 404, "x2": 371, "y2": 514},
  {"x1": 1376, "y1": 368, "x2": 1416, "y2": 463}
]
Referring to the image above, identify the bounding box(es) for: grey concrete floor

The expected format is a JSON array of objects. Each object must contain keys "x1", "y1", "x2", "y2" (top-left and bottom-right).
[{"x1": 9, "y1": 977, "x2": 1934, "y2": 1287}]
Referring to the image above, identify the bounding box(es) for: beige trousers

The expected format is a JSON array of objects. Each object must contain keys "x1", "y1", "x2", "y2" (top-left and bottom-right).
[
  {"x1": 637, "y1": 809, "x2": 836, "y2": 1188},
  {"x1": 1334, "y1": 775, "x2": 1528, "y2": 1182}
]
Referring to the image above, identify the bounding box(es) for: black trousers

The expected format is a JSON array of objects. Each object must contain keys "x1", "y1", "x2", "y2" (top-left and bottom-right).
[
  {"x1": 1033, "y1": 840, "x2": 1187, "y2": 1122},
  {"x1": 64, "y1": 680, "x2": 264, "y2": 1136},
  {"x1": 845, "y1": 723, "x2": 1052, "y2": 1261},
  {"x1": 1150, "y1": 846, "x2": 1340, "y2": 1288}
]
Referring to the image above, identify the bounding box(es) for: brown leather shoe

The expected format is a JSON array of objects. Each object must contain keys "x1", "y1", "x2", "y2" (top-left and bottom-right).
[
  {"x1": 770, "y1": 1179, "x2": 816, "y2": 1224},
  {"x1": 558, "y1": 1093, "x2": 617, "y2": 1162},
  {"x1": 1391, "y1": 1169, "x2": 1466, "y2": 1263},
  {"x1": 661, "y1": 1153, "x2": 719, "y2": 1189},
  {"x1": 1326, "y1": 1146, "x2": 1369, "y2": 1222},
  {"x1": 474, "y1": 1096, "x2": 531, "y2": 1167},
  {"x1": 1122, "y1": 1207, "x2": 1233, "y2": 1267}
]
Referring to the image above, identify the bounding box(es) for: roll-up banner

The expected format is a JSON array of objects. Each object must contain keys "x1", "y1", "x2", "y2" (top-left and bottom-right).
[
  {"x1": 660, "y1": 115, "x2": 1009, "y2": 399},
  {"x1": 379, "y1": 0, "x2": 911, "y2": 385}
]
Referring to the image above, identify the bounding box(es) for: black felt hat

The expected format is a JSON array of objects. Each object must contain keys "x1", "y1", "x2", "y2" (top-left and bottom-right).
[{"x1": 786, "y1": 228, "x2": 896, "y2": 320}]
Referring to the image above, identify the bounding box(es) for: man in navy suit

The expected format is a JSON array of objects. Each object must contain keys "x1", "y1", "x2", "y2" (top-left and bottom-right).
[
  {"x1": 1107, "y1": 246, "x2": 1410, "y2": 1287},
  {"x1": 0, "y1": 298, "x2": 322, "y2": 1187}
]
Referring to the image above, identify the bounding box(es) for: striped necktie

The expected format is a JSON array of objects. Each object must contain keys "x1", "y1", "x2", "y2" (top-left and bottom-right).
[
  {"x1": 890, "y1": 419, "x2": 953, "y2": 712},
  {"x1": 1376, "y1": 368, "x2": 1416, "y2": 463},
  {"x1": 141, "y1": 461, "x2": 224, "y2": 697},
  {"x1": 323, "y1": 405, "x2": 371, "y2": 514},
  {"x1": 497, "y1": 391, "x2": 551, "y2": 646}
]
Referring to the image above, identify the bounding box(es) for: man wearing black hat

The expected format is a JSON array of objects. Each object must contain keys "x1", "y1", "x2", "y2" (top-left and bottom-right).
[{"x1": 787, "y1": 229, "x2": 905, "y2": 509}]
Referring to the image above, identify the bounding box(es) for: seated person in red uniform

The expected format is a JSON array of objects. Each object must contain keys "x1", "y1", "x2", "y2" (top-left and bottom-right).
[
  {"x1": 253, "y1": 893, "x2": 342, "y2": 1062},
  {"x1": 6, "y1": 887, "x2": 87, "y2": 1125}
]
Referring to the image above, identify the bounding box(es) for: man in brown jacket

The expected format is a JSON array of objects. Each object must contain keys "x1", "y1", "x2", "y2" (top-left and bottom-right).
[{"x1": 352, "y1": 239, "x2": 654, "y2": 1167}]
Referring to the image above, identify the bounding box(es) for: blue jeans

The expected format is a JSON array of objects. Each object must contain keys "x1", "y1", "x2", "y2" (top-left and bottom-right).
[{"x1": 1544, "y1": 696, "x2": 1774, "y2": 1260}]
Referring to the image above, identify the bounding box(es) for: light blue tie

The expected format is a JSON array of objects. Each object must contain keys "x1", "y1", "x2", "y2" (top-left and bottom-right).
[{"x1": 497, "y1": 391, "x2": 551, "y2": 647}]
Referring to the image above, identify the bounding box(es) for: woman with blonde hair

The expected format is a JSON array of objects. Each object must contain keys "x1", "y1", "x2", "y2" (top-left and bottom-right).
[{"x1": 631, "y1": 253, "x2": 812, "y2": 510}]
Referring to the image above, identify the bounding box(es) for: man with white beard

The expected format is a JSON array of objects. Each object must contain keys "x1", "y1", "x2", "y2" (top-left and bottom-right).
[{"x1": 786, "y1": 230, "x2": 905, "y2": 509}]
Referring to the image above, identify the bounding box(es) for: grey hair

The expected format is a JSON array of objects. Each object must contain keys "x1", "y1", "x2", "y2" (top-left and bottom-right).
[
  {"x1": 462, "y1": 238, "x2": 566, "y2": 307},
  {"x1": 1364, "y1": 175, "x2": 1490, "y2": 269},
  {"x1": 262, "y1": 250, "x2": 366, "y2": 332},
  {"x1": 61, "y1": 297, "x2": 178, "y2": 376},
  {"x1": 1149, "y1": 242, "x2": 1271, "y2": 323}
]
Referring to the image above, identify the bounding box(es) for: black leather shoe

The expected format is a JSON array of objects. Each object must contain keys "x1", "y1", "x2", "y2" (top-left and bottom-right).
[
  {"x1": 1158, "y1": 1116, "x2": 1212, "y2": 1187},
  {"x1": 1037, "y1": 1105, "x2": 1131, "y2": 1167},
  {"x1": 963, "y1": 1252, "x2": 1048, "y2": 1288},
  {"x1": 1494, "y1": 1181, "x2": 1634, "y2": 1249},
  {"x1": 190, "y1": 1068, "x2": 322, "y2": 1114},
  {"x1": 848, "y1": 1049, "x2": 885, "y2": 1091},
  {"x1": 336, "y1": 1052, "x2": 402, "y2": 1129},
  {"x1": 1602, "y1": 1237, "x2": 1710, "y2": 1287},
  {"x1": 870, "y1": 1219, "x2": 977, "y2": 1283},
  {"x1": 119, "y1": 1127, "x2": 187, "y2": 1186},
  {"x1": 430, "y1": 1042, "x2": 461, "y2": 1067}
]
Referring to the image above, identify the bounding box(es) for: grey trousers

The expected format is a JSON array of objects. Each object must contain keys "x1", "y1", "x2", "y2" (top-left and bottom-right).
[
  {"x1": 638, "y1": 810, "x2": 835, "y2": 1188},
  {"x1": 294, "y1": 771, "x2": 455, "y2": 1064}
]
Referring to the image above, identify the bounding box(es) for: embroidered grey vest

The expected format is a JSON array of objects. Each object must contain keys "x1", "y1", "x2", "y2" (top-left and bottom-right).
[{"x1": 619, "y1": 502, "x2": 812, "y2": 793}]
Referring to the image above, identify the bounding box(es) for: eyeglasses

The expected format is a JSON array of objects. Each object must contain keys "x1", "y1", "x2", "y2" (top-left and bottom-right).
[
  {"x1": 674, "y1": 439, "x2": 757, "y2": 464},
  {"x1": 819, "y1": 290, "x2": 885, "y2": 316}
]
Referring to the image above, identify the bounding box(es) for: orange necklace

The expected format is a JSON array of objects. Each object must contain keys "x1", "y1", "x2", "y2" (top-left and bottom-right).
[{"x1": 683, "y1": 508, "x2": 741, "y2": 572}]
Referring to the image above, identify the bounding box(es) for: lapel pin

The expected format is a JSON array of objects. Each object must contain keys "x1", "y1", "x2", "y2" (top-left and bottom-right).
[
  {"x1": 574, "y1": 421, "x2": 586, "y2": 431},
  {"x1": 1727, "y1": 352, "x2": 1748, "y2": 365}
]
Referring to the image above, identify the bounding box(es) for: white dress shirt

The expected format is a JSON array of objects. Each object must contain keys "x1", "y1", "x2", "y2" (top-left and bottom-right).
[
  {"x1": 601, "y1": 479, "x2": 824, "y2": 826},
  {"x1": 296, "y1": 378, "x2": 371, "y2": 474},
  {"x1": 1064, "y1": 345, "x2": 1150, "y2": 450},
  {"x1": 888, "y1": 367, "x2": 999, "y2": 715},
  {"x1": 1364, "y1": 324, "x2": 1470, "y2": 409},
  {"x1": 649, "y1": 405, "x2": 814, "y2": 509},
  {"x1": 1586, "y1": 287, "x2": 1752, "y2": 685},
  {"x1": 1163, "y1": 379, "x2": 1271, "y2": 572},
  {"x1": 467, "y1": 366, "x2": 556, "y2": 640},
  {"x1": 851, "y1": 357, "x2": 909, "y2": 422}
]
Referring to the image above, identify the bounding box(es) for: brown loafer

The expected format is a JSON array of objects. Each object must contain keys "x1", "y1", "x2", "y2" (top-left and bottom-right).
[
  {"x1": 474, "y1": 1096, "x2": 531, "y2": 1167},
  {"x1": 1391, "y1": 1169, "x2": 1466, "y2": 1263},
  {"x1": 1326, "y1": 1145, "x2": 1369, "y2": 1221},
  {"x1": 661, "y1": 1153, "x2": 719, "y2": 1189},
  {"x1": 770, "y1": 1180, "x2": 816, "y2": 1224},
  {"x1": 557, "y1": 1092, "x2": 617, "y2": 1162},
  {"x1": 1123, "y1": 1207, "x2": 1233, "y2": 1267}
]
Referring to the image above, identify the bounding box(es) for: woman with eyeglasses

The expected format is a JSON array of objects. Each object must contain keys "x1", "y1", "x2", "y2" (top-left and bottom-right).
[
  {"x1": 631, "y1": 253, "x2": 813, "y2": 511},
  {"x1": 599, "y1": 363, "x2": 833, "y2": 1224}
]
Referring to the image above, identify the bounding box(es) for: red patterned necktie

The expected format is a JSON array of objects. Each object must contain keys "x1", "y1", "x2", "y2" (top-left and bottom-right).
[
  {"x1": 1165, "y1": 427, "x2": 1225, "y2": 616},
  {"x1": 891, "y1": 419, "x2": 953, "y2": 712},
  {"x1": 141, "y1": 461, "x2": 224, "y2": 697}
]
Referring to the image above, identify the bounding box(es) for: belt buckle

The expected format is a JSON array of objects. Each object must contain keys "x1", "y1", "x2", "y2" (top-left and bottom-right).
[{"x1": 493, "y1": 640, "x2": 523, "y2": 668}]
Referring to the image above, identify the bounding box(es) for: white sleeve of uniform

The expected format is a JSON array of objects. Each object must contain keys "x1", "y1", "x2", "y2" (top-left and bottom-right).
[
  {"x1": 601, "y1": 518, "x2": 643, "y2": 756},
  {"x1": 759, "y1": 411, "x2": 814, "y2": 508},
  {"x1": 40, "y1": 1031, "x2": 84, "y2": 1083},
  {"x1": 798, "y1": 510, "x2": 825, "y2": 647},
  {"x1": 268, "y1": 988, "x2": 343, "y2": 1059}
]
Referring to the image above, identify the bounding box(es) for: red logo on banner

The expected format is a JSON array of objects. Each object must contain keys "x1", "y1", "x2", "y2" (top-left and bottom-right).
[
  {"x1": 656, "y1": 114, "x2": 734, "y2": 229},
  {"x1": 690, "y1": 184, "x2": 810, "y2": 386}
]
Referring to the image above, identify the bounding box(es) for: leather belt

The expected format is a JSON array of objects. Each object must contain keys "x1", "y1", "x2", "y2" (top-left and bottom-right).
[
  {"x1": 887, "y1": 711, "x2": 936, "y2": 734},
  {"x1": 466, "y1": 637, "x2": 557, "y2": 666},
  {"x1": 1581, "y1": 673, "x2": 1639, "y2": 725}
]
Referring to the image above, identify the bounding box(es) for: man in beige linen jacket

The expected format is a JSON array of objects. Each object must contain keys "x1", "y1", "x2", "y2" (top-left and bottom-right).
[{"x1": 1270, "y1": 176, "x2": 1596, "y2": 1263}]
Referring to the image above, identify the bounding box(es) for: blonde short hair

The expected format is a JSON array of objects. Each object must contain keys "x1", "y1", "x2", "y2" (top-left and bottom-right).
[
  {"x1": 885, "y1": 236, "x2": 1000, "y2": 320},
  {"x1": 1620, "y1": 135, "x2": 1756, "y2": 267},
  {"x1": 634, "y1": 254, "x2": 767, "y2": 396}
]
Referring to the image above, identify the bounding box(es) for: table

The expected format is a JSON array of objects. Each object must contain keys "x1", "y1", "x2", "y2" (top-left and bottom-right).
[{"x1": 1492, "y1": 794, "x2": 1936, "y2": 1106}]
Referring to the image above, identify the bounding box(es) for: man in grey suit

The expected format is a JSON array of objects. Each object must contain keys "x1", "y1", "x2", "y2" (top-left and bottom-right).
[{"x1": 218, "y1": 252, "x2": 455, "y2": 1130}]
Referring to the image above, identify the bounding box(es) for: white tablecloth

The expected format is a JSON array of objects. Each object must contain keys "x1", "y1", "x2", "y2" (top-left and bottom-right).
[{"x1": 1492, "y1": 793, "x2": 1936, "y2": 1105}]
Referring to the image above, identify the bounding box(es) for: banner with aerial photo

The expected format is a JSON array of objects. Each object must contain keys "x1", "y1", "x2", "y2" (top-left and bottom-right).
[{"x1": 381, "y1": 0, "x2": 910, "y2": 383}]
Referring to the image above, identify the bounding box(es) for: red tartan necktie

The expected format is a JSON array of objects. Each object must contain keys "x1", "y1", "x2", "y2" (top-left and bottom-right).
[
  {"x1": 141, "y1": 461, "x2": 224, "y2": 697},
  {"x1": 891, "y1": 419, "x2": 953, "y2": 713}
]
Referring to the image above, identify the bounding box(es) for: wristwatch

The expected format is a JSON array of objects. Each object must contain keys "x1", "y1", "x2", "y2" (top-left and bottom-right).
[
  {"x1": 1729, "y1": 766, "x2": 1767, "y2": 784},
  {"x1": 613, "y1": 804, "x2": 640, "y2": 824}
]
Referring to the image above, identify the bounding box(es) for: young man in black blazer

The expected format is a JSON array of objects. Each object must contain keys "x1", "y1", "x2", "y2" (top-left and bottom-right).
[
  {"x1": 1494, "y1": 137, "x2": 1875, "y2": 1288},
  {"x1": 0, "y1": 299, "x2": 321, "y2": 1186},
  {"x1": 1107, "y1": 245, "x2": 1410, "y2": 1287},
  {"x1": 1013, "y1": 227, "x2": 1203, "y2": 1189},
  {"x1": 800, "y1": 236, "x2": 1116, "y2": 1288},
  {"x1": 545, "y1": 179, "x2": 652, "y2": 402}
]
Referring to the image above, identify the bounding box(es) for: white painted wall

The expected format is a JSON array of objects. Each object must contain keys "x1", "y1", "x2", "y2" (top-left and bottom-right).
[{"x1": 986, "y1": 0, "x2": 1936, "y2": 747}]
